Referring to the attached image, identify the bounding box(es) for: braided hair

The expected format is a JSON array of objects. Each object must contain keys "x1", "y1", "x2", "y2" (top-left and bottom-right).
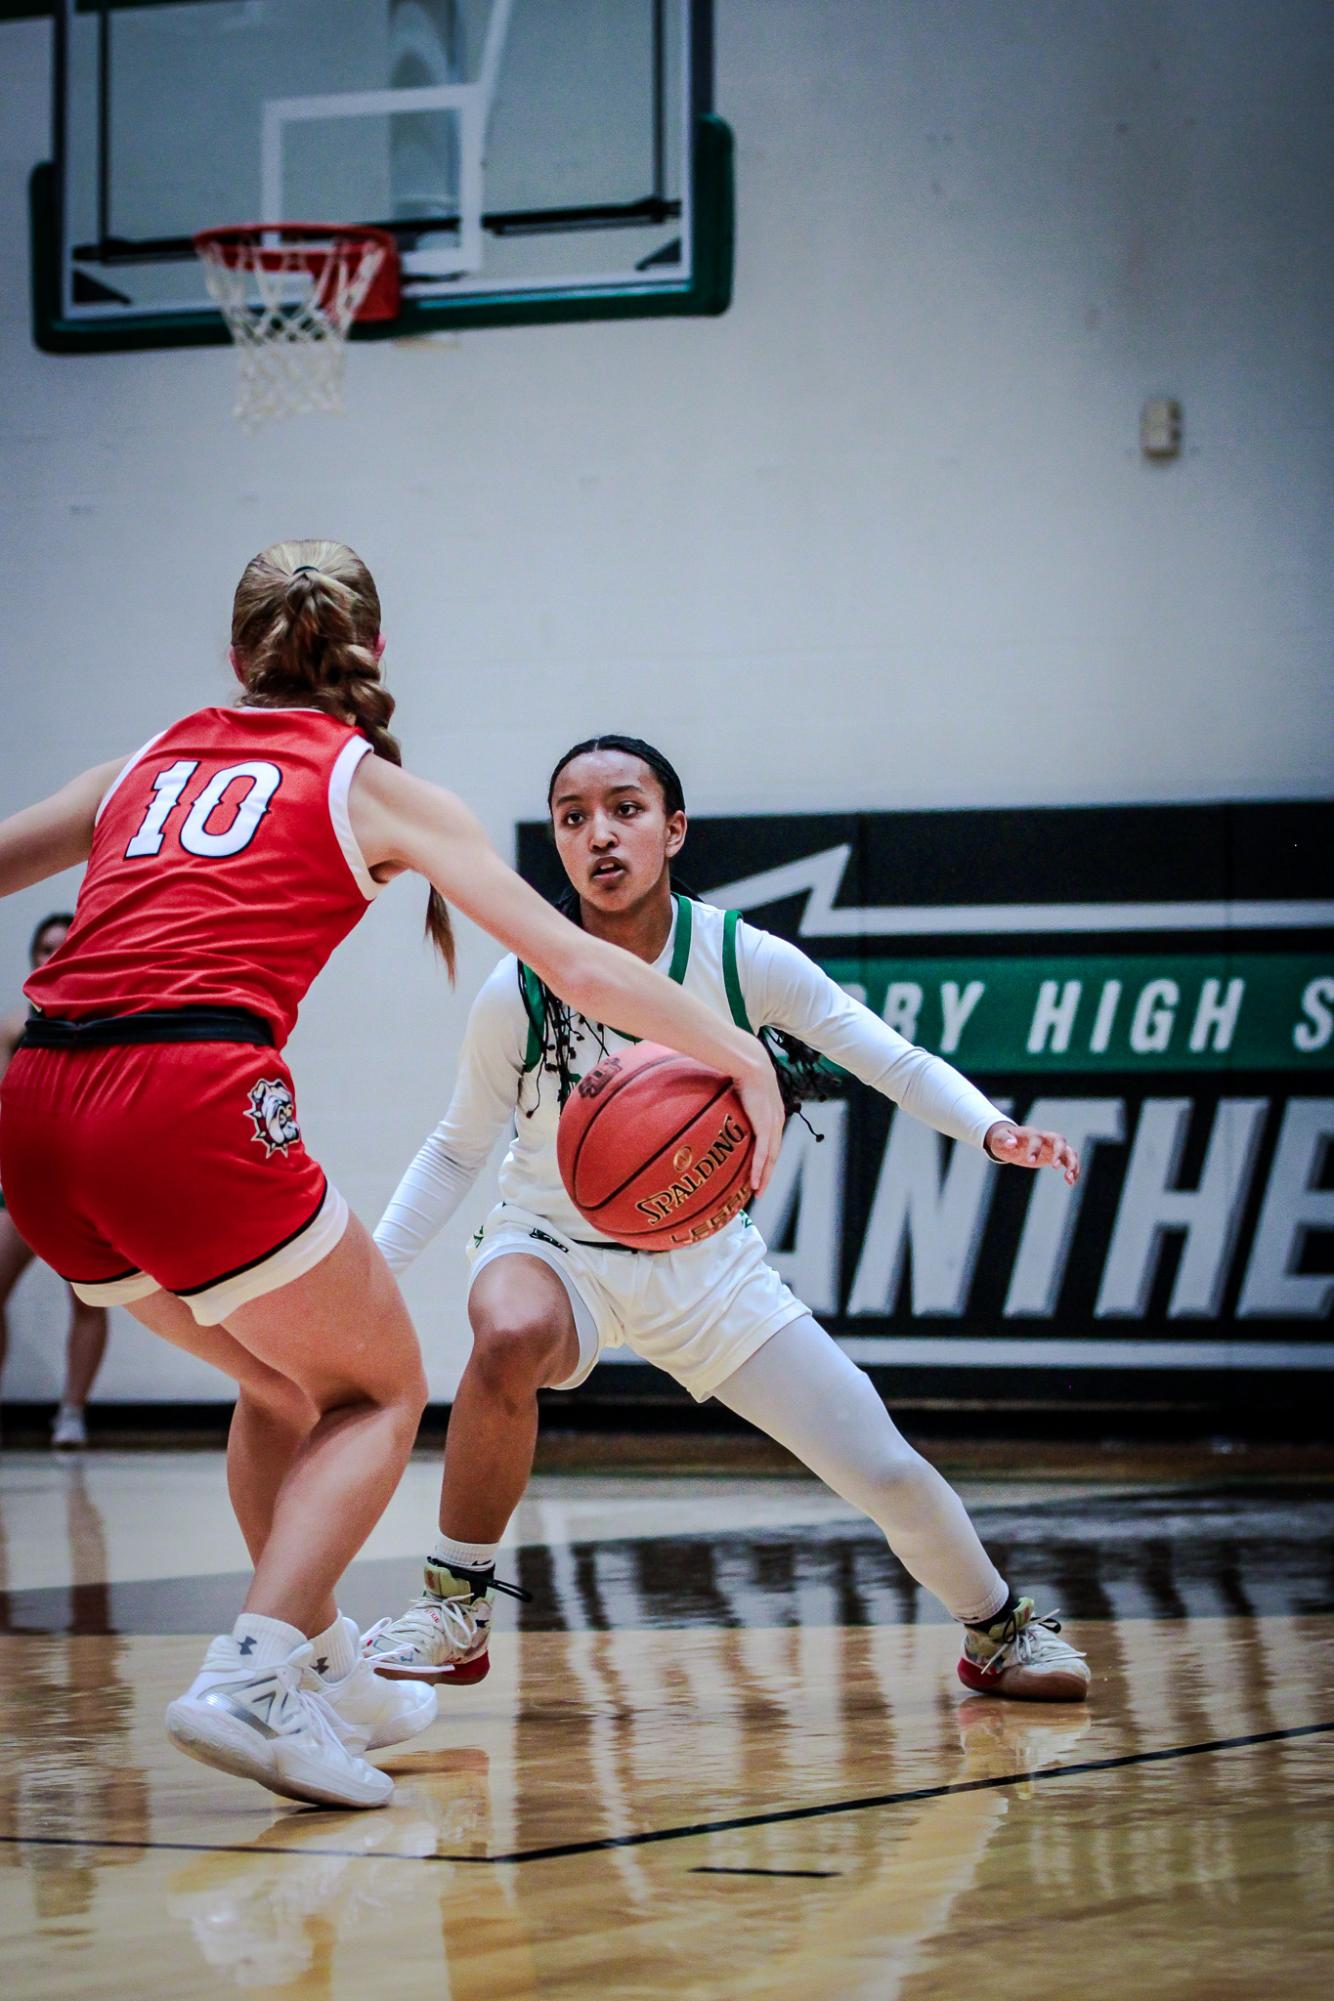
[
  {"x1": 230, "y1": 539, "x2": 455, "y2": 974},
  {"x1": 521, "y1": 735, "x2": 837, "y2": 1119}
]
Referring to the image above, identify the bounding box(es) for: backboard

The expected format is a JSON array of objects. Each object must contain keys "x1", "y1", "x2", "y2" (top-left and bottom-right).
[{"x1": 31, "y1": 0, "x2": 730, "y2": 353}]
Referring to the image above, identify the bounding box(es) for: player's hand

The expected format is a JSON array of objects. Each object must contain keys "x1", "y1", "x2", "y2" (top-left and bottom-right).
[
  {"x1": 735, "y1": 1057, "x2": 785, "y2": 1200},
  {"x1": 984, "y1": 1122, "x2": 1080, "y2": 1185}
]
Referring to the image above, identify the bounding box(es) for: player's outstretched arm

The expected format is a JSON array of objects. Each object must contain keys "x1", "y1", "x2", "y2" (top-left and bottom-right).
[
  {"x1": 351, "y1": 760, "x2": 785, "y2": 1193},
  {"x1": 745, "y1": 923, "x2": 1080, "y2": 1186},
  {"x1": 0, "y1": 760, "x2": 126, "y2": 900}
]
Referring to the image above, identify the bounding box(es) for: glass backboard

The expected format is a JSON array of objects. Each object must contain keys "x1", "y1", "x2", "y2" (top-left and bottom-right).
[{"x1": 32, "y1": 0, "x2": 730, "y2": 351}]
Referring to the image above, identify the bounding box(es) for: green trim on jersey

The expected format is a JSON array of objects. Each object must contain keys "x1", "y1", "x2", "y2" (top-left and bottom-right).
[
  {"x1": 666, "y1": 892, "x2": 693, "y2": 986},
  {"x1": 518, "y1": 892, "x2": 695, "y2": 1071},
  {"x1": 722, "y1": 908, "x2": 752, "y2": 1033},
  {"x1": 520, "y1": 963, "x2": 545, "y2": 1074}
]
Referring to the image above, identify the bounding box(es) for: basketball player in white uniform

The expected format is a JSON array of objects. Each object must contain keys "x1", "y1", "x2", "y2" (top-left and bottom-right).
[{"x1": 369, "y1": 738, "x2": 1090, "y2": 1701}]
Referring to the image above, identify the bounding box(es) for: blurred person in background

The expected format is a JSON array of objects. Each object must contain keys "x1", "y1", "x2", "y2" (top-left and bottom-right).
[{"x1": 0, "y1": 913, "x2": 109, "y2": 1449}]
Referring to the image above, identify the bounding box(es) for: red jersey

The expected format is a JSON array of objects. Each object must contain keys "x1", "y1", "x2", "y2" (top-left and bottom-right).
[{"x1": 26, "y1": 705, "x2": 381, "y2": 1045}]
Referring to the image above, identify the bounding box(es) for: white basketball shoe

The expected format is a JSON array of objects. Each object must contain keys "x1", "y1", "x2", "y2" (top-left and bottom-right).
[
  {"x1": 304, "y1": 1617, "x2": 438, "y2": 1750},
  {"x1": 364, "y1": 1559, "x2": 528, "y2": 1684},
  {"x1": 957, "y1": 1599, "x2": 1090, "y2": 1702},
  {"x1": 166, "y1": 1635, "x2": 394, "y2": 1808}
]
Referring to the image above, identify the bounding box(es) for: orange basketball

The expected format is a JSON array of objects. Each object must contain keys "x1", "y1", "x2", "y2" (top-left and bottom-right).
[{"x1": 556, "y1": 1042, "x2": 755, "y2": 1250}]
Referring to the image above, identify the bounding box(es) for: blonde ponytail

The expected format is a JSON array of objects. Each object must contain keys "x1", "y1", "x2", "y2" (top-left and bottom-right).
[{"x1": 231, "y1": 539, "x2": 454, "y2": 974}]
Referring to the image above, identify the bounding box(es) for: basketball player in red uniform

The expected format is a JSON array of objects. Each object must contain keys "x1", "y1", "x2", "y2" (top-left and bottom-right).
[{"x1": 0, "y1": 546, "x2": 783, "y2": 1810}]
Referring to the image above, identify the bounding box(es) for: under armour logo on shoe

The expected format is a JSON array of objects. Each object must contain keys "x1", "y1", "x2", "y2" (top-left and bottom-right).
[
  {"x1": 313, "y1": 1656, "x2": 329, "y2": 1675},
  {"x1": 237, "y1": 1636, "x2": 257, "y2": 1656},
  {"x1": 249, "y1": 1682, "x2": 279, "y2": 1724}
]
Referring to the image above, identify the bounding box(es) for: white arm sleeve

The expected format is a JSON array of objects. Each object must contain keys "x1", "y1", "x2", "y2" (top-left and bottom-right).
[
  {"x1": 739, "y1": 923, "x2": 1005, "y2": 1151},
  {"x1": 373, "y1": 958, "x2": 529, "y2": 1273}
]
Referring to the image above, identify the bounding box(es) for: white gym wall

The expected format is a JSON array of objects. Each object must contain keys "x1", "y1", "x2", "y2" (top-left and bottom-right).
[{"x1": 1, "y1": 0, "x2": 1330, "y2": 1402}]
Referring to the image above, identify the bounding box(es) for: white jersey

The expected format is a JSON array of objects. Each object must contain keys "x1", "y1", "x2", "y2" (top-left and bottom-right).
[{"x1": 374, "y1": 896, "x2": 1004, "y2": 1270}]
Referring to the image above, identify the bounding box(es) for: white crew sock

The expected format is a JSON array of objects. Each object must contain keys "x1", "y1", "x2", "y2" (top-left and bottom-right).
[
  {"x1": 229, "y1": 1612, "x2": 307, "y2": 1669},
  {"x1": 430, "y1": 1534, "x2": 499, "y2": 1578},
  {"x1": 308, "y1": 1611, "x2": 358, "y2": 1681}
]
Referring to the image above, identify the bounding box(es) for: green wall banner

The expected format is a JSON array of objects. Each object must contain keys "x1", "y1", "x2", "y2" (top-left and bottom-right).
[{"x1": 816, "y1": 953, "x2": 1331, "y2": 1074}]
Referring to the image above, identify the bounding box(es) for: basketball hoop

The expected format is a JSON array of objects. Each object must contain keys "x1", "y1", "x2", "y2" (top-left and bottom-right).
[{"x1": 194, "y1": 223, "x2": 401, "y2": 428}]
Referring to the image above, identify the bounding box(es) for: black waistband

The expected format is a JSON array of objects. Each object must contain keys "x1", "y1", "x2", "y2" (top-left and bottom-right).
[
  {"x1": 515, "y1": 1215, "x2": 641, "y2": 1256},
  {"x1": 20, "y1": 1005, "x2": 275, "y2": 1050}
]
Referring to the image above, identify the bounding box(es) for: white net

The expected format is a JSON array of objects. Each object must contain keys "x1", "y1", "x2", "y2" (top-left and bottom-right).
[{"x1": 196, "y1": 229, "x2": 389, "y2": 429}]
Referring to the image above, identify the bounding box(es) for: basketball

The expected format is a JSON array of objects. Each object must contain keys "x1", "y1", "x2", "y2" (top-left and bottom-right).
[{"x1": 556, "y1": 1042, "x2": 756, "y2": 1250}]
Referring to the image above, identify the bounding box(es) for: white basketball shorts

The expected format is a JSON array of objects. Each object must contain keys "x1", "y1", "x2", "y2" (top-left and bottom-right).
[{"x1": 465, "y1": 1202, "x2": 808, "y2": 1401}]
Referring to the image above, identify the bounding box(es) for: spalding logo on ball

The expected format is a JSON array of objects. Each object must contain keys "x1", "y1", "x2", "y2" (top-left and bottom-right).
[{"x1": 556, "y1": 1042, "x2": 756, "y2": 1250}]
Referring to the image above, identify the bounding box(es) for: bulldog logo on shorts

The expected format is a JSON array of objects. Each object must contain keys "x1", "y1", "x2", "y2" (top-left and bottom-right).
[{"x1": 245, "y1": 1077, "x2": 301, "y2": 1157}]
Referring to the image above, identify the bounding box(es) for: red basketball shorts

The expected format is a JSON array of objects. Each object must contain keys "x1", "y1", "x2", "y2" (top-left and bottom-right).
[{"x1": 0, "y1": 1043, "x2": 348, "y2": 1324}]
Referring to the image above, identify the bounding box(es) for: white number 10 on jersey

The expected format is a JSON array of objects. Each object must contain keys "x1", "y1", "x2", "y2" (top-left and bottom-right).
[{"x1": 125, "y1": 760, "x2": 282, "y2": 860}]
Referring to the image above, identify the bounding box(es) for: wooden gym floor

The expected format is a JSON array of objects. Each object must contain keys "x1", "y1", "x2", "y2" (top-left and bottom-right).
[{"x1": 1, "y1": 1443, "x2": 1331, "y2": 1999}]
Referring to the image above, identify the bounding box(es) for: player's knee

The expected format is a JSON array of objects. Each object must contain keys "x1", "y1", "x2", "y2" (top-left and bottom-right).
[
  {"x1": 858, "y1": 1436, "x2": 935, "y2": 1513},
  {"x1": 375, "y1": 1343, "x2": 430, "y2": 1431},
  {"x1": 469, "y1": 1310, "x2": 563, "y2": 1399},
  {"x1": 239, "y1": 1369, "x2": 318, "y2": 1437},
  {"x1": 325, "y1": 1360, "x2": 427, "y2": 1450},
  {"x1": 815, "y1": 1417, "x2": 930, "y2": 1519}
]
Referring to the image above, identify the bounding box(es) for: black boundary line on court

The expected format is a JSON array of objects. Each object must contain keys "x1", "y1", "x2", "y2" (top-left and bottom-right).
[
  {"x1": 692, "y1": 1866, "x2": 841, "y2": 1879},
  {"x1": 0, "y1": 1719, "x2": 1328, "y2": 1868},
  {"x1": 456, "y1": 1718, "x2": 1334, "y2": 1863}
]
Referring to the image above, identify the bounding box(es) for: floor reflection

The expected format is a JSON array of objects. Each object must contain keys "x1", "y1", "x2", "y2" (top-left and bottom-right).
[
  {"x1": 3, "y1": 1481, "x2": 1330, "y2": 1638},
  {"x1": 166, "y1": 1751, "x2": 492, "y2": 1996},
  {"x1": 142, "y1": 1614, "x2": 1332, "y2": 1998},
  {"x1": 0, "y1": 1463, "x2": 150, "y2": 1929},
  {"x1": 506, "y1": 1484, "x2": 1334, "y2": 1633},
  {"x1": 1, "y1": 1458, "x2": 1331, "y2": 1999}
]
